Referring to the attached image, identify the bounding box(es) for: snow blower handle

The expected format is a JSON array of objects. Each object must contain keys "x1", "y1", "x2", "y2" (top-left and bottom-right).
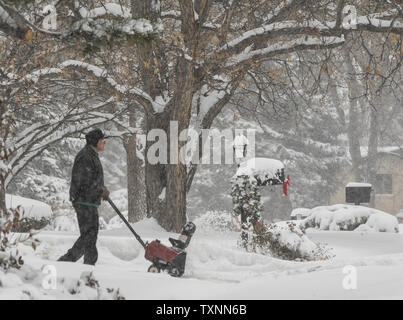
[{"x1": 106, "y1": 197, "x2": 147, "y2": 249}]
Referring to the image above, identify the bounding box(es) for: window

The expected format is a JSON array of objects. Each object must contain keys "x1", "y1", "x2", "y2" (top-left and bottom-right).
[{"x1": 375, "y1": 174, "x2": 393, "y2": 194}]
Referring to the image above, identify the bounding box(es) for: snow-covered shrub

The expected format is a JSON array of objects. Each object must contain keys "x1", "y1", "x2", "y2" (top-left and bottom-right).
[
  {"x1": 4, "y1": 194, "x2": 53, "y2": 232},
  {"x1": 243, "y1": 221, "x2": 333, "y2": 261},
  {"x1": 193, "y1": 210, "x2": 237, "y2": 232},
  {"x1": 365, "y1": 213, "x2": 399, "y2": 233},
  {"x1": 62, "y1": 271, "x2": 125, "y2": 300},
  {"x1": 0, "y1": 207, "x2": 39, "y2": 271},
  {"x1": 0, "y1": 265, "x2": 125, "y2": 300},
  {"x1": 301, "y1": 204, "x2": 399, "y2": 233},
  {"x1": 12, "y1": 217, "x2": 51, "y2": 233}
]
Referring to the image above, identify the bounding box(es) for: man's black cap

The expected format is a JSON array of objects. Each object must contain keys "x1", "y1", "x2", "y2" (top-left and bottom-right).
[{"x1": 85, "y1": 128, "x2": 105, "y2": 147}]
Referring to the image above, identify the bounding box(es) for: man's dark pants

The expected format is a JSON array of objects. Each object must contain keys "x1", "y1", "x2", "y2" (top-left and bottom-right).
[{"x1": 58, "y1": 204, "x2": 99, "y2": 265}]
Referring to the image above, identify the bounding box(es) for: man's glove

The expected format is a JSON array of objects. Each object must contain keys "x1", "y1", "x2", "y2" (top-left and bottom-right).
[{"x1": 102, "y1": 186, "x2": 110, "y2": 200}]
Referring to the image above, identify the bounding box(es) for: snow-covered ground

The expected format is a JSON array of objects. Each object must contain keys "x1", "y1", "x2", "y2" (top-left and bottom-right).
[{"x1": 3, "y1": 216, "x2": 403, "y2": 300}]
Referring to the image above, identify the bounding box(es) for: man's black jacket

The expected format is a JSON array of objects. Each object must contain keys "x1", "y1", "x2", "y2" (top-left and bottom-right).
[{"x1": 69, "y1": 144, "x2": 104, "y2": 206}]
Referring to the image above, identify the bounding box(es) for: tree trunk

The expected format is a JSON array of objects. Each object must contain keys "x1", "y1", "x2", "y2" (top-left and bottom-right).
[
  {"x1": 145, "y1": 113, "x2": 168, "y2": 225},
  {"x1": 0, "y1": 181, "x2": 6, "y2": 217},
  {"x1": 123, "y1": 106, "x2": 146, "y2": 222},
  {"x1": 367, "y1": 104, "x2": 379, "y2": 208},
  {"x1": 144, "y1": 57, "x2": 195, "y2": 231},
  {"x1": 0, "y1": 97, "x2": 8, "y2": 217},
  {"x1": 343, "y1": 48, "x2": 364, "y2": 182}
]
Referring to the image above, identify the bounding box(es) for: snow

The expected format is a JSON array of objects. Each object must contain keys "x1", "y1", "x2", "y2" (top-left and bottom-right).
[
  {"x1": 366, "y1": 213, "x2": 399, "y2": 233},
  {"x1": 290, "y1": 208, "x2": 311, "y2": 218},
  {"x1": 5, "y1": 194, "x2": 53, "y2": 219},
  {"x1": 22, "y1": 60, "x2": 166, "y2": 114},
  {"x1": 236, "y1": 157, "x2": 284, "y2": 180},
  {"x1": 346, "y1": 182, "x2": 372, "y2": 188},
  {"x1": 4, "y1": 216, "x2": 403, "y2": 299},
  {"x1": 198, "y1": 87, "x2": 227, "y2": 119},
  {"x1": 158, "y1": 188, "x2": 166, "y2": 201},
  {"x1": 227, "y1": 36, "x2": 345, "y2": 67},
  {"x1": 301, "y1": 204, "x2": 399, "y2": 233},
  {"x1": 79, "y1": 4, "x2": 131, "y2": 19}
]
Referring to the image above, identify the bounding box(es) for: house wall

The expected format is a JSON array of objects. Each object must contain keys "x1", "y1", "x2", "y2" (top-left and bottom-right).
[
  {"x1": 374, "y1": 154, "x2": 403, "y2": 214},
  {"x1": 329, "y1": 154, "x2": 403, "y2": 215}
]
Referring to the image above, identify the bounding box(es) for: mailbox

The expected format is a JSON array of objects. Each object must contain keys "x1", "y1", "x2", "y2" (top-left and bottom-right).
[{"x1": 345, "y1": 182, "x2": 372, "y2": 205}]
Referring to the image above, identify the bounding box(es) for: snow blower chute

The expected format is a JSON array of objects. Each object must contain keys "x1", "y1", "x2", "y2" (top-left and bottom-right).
[{"x1": 107, "y1": 198, "x2": 195, "y2": 277}]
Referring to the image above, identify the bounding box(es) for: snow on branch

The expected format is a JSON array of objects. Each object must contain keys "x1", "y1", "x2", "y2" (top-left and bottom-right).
[
  {"x1": 219, "y1": 11, "x2": 402, "y2": 56},
  {"x1": 71, "y1": 2, "x2": 162, "y2": 39},
  {"x1": 263, "y1": 0, "x2": 296, "y2": 24},
  {"x1": 161, "y1": 10, "x2": 181, "y2": 19},
  {"x1": 22, "y1": 60, "x2": 168, "y2": 114},
  {"x1": 226, "y1": 36, "x2": 345, "y2": 67},
  {"x1": 71, "y1": 17, "x2": 159, "y2": 41},
  {"x1": 197, "y1": 75, "x2": 234, "y2": 128},
  {"x1": 6, "y1": 98, "x2": 128, "y2": 187},
  {"x1": 78, "y1": 3, "x2": 132, "y2": 19},
  {"x1": 0, "y1": 1, "x2": 162, "y2": 41},
  {"x1": 14, "y1": 97, "x2": 116, "y2": 150},
  {"x1": 260, "y1": 124, "x2": 343, "y2": 157}
]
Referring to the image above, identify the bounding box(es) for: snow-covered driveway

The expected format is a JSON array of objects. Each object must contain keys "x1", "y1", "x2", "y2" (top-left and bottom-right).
[{"x1": 11, "y1": 220, "x2": 403, "y2": 300}]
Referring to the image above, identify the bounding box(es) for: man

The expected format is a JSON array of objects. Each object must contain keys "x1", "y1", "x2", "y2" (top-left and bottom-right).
[{"x1": 58, "y1": 128, "x2": 110, "y2": 265}]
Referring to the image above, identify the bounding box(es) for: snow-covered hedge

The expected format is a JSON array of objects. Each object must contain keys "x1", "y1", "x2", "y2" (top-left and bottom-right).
[
  {"x1": 193, "y1": 210, "x2": 238, "y2": 233},
  {"x1": 301, "y1": 204, "x2": 399, "y2": 233},
  {"x1": 244, "y1": 221, "x2": 332, "y2": 261},
  {"x1": 6, "y1": 194, "x2": 52, "y2": 232},
  {"x1": 0, "y1": 207, "x2": 39, "y2": 271}
]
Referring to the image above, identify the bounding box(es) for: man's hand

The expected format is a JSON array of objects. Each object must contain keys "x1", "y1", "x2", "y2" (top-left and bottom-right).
[{"x1": 102, "y1": 186, "x2": 110, "y2": 200}]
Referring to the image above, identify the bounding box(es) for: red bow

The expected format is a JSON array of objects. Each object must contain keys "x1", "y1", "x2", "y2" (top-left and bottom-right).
[{"x1": 283, "y1": 175, "x2": 290, "y2": 196}]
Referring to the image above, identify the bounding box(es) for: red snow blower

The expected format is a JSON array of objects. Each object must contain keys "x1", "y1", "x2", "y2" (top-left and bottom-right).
[{"x1": 107, "y1": 198, "x2": 196, "y2": 277}]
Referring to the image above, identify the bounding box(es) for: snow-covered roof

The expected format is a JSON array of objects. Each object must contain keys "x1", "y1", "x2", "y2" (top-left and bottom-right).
[
  {"x1": 236, "y1": 157, "x2": 284, "y2": 179},
  {"x1": 6, "y1": 194, "x2": 53, "y2": 219},
  {"x1": 346, "y1": 182, "x2": 372, "y2": 188}
]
